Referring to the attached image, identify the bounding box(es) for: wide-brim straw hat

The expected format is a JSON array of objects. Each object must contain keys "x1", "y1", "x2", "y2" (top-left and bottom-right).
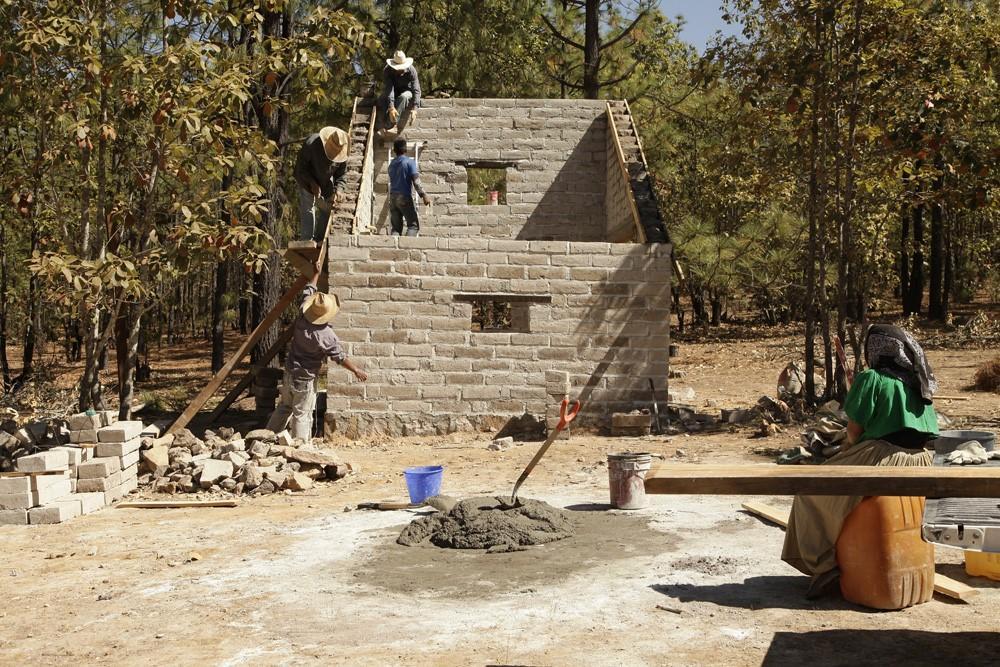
[
  {"x1": 302, "y1": 292, "x2": 340, "y2": 326},
  {"x1": 387, "y1": 50, "x2": 413, "y2": 71},
  {"x1": 318, "y1": 126, "x2": 349, "y2": 163}
]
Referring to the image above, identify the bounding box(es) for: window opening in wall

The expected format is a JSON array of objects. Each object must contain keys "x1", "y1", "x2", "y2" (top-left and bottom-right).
[
  {"x1": 466, "y1": 167, "x2": 508, "y2": 205},
  {"x1": 471, "y1": 300, "x2": 513, "y2": 331},
  {"x1": 455, "y1": 293, "x2": 551, "y2": 333}
]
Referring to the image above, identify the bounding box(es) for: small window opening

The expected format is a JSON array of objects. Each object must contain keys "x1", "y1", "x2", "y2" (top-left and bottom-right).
[{"x1": 467, "y1": 167, "x2": 508, "y2": 205}]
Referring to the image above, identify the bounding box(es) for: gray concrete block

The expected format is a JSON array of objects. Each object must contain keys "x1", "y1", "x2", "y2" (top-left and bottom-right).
[
  {"x1": 77, "y1": 470, "x2": 121, "y2": 493},
  {"x1": 74, "y1": 492, "x2": 106, "y2": 515},
  {"x1": 76, "y1": 457, "x2": 120, "y2": 479},
  {"x1": 116, "y1": 449, "x2": 138, "y2": 471},
  {"x1": 97, "y1": 421, "x2": 144, "y2": 443},
  {"x1": 0, "y1": 509, "x2": 28, "y2": 525},
  {"x1": 70, "y1": 429, "x2": 99, "y2": 444},
  {"x1": 48, "y1": 446, "x2": 85, "y2": 467},
  {"x1": 35, "y1": 478, "x2": 73, "y2": 505},
  {"x1": 16, "y1": 450, "x2": 70, "y2": 473},
  {"x1": 0, "y1": 476, "x2": 31, "y2": 494},
  {"x1": 0, "y1": 491, "x2": 37, "y2": 510},
  {"x1": 31, "y1": 470, "x2": 72, "y2": 491},
  {"x1": 69, "y1": 413, "x2": 103, "y2": 431},
  {"x1": 29, "y1": 500, "x2": 81, "y2": 524}
]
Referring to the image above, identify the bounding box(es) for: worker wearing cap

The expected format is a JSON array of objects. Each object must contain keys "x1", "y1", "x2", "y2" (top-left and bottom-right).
[
  {"x1": 378, "y1": 50, "x2": 421, "y2": 139},
  {"x1": 294, "y1": 126, "x2": 350, "y2": 243},
  {"x1": 266, "y1": 270, "x2": 367, "y2": 444}
]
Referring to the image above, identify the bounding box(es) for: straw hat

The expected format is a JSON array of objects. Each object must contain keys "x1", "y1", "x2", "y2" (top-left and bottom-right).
[
  {"x1": 386, "y1": 50, "x2": 413, "y2": 71},
  {"x1": 302, "y1": 292, "x2": 340, "y2": 326},
  {"x1": 318, "y1": 126, "x2": 349, "y2": 163}
]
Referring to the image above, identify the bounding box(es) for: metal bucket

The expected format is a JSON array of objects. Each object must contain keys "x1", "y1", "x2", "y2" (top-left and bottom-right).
[
  {"x1": 608, "y1": 452, "x2": 653, "y2": 510},
  {"x1": 932, "y1": 430, "x2": 997, "y2": 455}
]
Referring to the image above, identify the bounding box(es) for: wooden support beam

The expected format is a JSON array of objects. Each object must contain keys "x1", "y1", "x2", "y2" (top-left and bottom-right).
[
  {"x1": 117, "y1": 500, "x2": 238, "y2": 509},
  {"x1": 645, "y1": 464, "x2": 1000, "y2": 497},
  {"x1": 283, "y1": 248, "x2": 318, "y2": 279},
  {"x1": 207, "y1": 322, "x2": 296, "y2": 424},
  {"x1": 167, "y1": 274, "x2": 309, "y2": 435}
]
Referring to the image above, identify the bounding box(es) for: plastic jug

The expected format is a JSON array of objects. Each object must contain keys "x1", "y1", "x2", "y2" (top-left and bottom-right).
[
  {"x1": 965, "y1": 551, "x2": 1000, "y2": 581},
  {"x1": 836, "y1": 496, "x2": 935, "y2": 610}
]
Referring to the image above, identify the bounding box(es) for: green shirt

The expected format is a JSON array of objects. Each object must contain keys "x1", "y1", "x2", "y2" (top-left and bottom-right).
[{"x1": 844, "y1": 369, "x2": 939, "y2": 443}]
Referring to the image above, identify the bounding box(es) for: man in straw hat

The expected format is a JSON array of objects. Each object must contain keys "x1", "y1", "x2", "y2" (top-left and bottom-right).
[
  {"x1": 293, "y1": 126, "x2": 350, "y2": 243},
  {"x1": 266, "y1": 270, "x2": 367, "y2": 444},
  {"x1": 378, "y1": 50, "x2": 421, "y2": 139}
]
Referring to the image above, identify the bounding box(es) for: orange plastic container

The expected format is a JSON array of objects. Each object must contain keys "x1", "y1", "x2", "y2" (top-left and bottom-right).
[
  {"x1": 835, "y1": 496, "x2": 935, "y2": 610},
  {"x1": 965, "y1": 551, "x2": 1000, "y2": 581}
]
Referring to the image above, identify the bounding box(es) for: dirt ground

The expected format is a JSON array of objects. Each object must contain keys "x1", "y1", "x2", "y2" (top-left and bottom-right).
[{"x1": 1, "y1": 335, "x2": 1000, "y2": 666}]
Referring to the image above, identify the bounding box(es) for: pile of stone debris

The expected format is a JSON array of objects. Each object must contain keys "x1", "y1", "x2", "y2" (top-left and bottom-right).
[{"x1": 140, "y1": 428, "x2": 351, "y2": 496}]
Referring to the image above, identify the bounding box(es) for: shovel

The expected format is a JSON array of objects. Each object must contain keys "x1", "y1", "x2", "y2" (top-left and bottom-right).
[{"x1": 509, "y1": 396, "x2": 581, "y2": 505}]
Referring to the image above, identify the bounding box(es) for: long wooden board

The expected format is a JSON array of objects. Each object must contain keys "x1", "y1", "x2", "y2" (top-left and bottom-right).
[
  {"x1": 645, "y1": 464, "x2": 1000, "y2": 497},
  {"x1": 116, "y1": 500, "x2": 238, "y2": 509}
]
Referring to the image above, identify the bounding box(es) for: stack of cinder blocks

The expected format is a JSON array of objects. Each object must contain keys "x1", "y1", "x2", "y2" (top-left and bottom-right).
[
  {"x1": 0, "y1": 413, "x2": 145, "y2": 526},
  {"x1": 0, "y1": 449, "x2": 103, "y2": 525},
  {"x1": 76, "y1": 420, "x2": 143, "y2": 506}
]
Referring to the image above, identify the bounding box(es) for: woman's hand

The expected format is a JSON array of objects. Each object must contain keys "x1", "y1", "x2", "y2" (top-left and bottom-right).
[{"x1": 846, "y1": 420, "x2": 864, "y2": 447}]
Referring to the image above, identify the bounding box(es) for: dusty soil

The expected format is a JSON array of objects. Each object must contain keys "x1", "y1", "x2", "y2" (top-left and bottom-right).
[{"x1": 1, "y1": 333, "x2": 999, "y2": 665}]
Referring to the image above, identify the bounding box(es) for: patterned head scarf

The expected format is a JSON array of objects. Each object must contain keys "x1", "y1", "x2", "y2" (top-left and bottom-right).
[{"x1": 864, "y1": 324, "x2": 937, "y2": 404}]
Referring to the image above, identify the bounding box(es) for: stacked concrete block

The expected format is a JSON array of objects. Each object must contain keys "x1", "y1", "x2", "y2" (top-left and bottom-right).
[
  {"x1": 0, "y1": 414, "x2": 145, "y2": 525},
  {"x1": 325, "y1": 236, "x2": 671, "y2": 437}
]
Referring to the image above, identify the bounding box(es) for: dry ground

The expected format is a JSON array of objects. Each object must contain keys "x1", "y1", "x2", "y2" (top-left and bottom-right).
[{"x1": 1, "y1": 334, "x2": 999, "y2": 666}]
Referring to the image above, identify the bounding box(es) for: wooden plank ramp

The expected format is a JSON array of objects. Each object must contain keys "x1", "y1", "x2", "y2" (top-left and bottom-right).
[
  {"x1": 645, "y1": 464, "x2": 1000, "y2": 497},
  {"x1": 740, "y1": 501, "x2": 979, "y2": 602}
]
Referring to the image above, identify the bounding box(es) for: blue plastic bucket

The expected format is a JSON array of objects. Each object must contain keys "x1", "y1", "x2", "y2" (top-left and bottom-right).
[{"x1": 403, "y1": 465, "x2": 444, "y2": 504}]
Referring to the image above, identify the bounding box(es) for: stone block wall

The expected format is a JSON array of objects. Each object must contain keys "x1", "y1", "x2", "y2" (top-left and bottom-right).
[
  {"x1": 369, "y1": 99, "x2": 609, "y2": 241},
  {"x1": 605, "y1": 110, "x2": 637, "y2": 243},
  {"x1": 324, "y1": 235, "x2": 671, "y2": 438}
]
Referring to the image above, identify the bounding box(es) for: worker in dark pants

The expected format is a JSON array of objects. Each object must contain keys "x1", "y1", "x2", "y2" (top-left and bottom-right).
[
  {"x1": 293, "y1": 127, "x2": 349, "y2": 243},
  {"x1": 387, "y1": 137, "x2": 431, "y2": 237},
  {"x1": 378, "y1": 50, "x2": 421, "y2": 140}
]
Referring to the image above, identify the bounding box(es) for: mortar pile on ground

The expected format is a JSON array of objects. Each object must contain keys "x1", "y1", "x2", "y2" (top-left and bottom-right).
[
  {"x1": 140, "y1": 428, "x2": 351, "y2": 497},
  {"x1": 397, "y1": 496, "x2": 577, "y2": 553}
]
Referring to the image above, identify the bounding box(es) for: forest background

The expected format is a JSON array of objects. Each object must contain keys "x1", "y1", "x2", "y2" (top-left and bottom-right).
[{"x1": 0, "y1": 0, "x2": 997, "y2": 417}]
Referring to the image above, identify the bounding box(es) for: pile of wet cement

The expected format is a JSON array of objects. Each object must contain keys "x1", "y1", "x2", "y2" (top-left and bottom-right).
[{"x1": 397, "y1": 496, "x2": 576, "y2": 553}]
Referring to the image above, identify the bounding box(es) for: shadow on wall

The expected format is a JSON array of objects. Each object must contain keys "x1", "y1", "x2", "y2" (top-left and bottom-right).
[
  {"x1": 762, "y1": 631, "x2": 1000, "y2": 666},
  {"x1": 568, "y1": 245, "x2": 671, "y2": 422},
  {"x1": 517, "y1": 115, "x2": 607, "y2": 242}
]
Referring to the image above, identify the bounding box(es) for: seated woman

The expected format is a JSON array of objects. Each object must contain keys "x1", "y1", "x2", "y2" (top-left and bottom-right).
[{"x1": 782, "y1": 324, "x2": 939, "y2": 598}]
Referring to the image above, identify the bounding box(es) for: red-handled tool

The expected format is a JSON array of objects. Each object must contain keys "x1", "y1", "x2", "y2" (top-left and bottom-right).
[{"x1": 508, "y1": 396, "x2": 582, "y2": 505}]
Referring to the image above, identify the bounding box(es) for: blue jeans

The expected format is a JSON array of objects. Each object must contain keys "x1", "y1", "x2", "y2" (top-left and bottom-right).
[
  {"x1": 299, "y1": 188, "x2": 330, "y2": 242},
  {"x1": 378, "y1": 90, "x2": 413, "y2": 133},
  {"x1": 389, "y1": 193, "x2": 419, "y2": 236}
]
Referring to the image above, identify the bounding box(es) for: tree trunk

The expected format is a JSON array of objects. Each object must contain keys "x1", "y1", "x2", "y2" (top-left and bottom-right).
[
  {"x1": 251, "y1": 7, "x2": 292, "y2": 366},
  {"x1": 942, "y1": 213, "x2": 953, "y2": 320},
  {"x1": 583, "y1": 0, "x2": 600, "y2": 99},
  {"x1": 907, "y1": 200, "x2": 925, "y2": 316},
  {"x1": 0, "y1": 221, "x2": 10, "y2": 390},
  {"x1": 899, "y1": 203, "x2": 909, "y2": 301},
  {"x1": 117, "y1": 305, "x2": 142, "y2": 421},
  {"x1": 16, "y1": 220, "x2": 40, "y2": 389},
  {"x1": 928, "y1": 160, "x2": 945, "y2": 320},
  {"x1": 212, "y1": 259, "x2": 229, "y2": 373}
]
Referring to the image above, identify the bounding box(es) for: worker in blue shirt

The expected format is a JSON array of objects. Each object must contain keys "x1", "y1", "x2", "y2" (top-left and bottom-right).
[{"x1": 387, "y1": 137, "x2": 431, "y2": 236}]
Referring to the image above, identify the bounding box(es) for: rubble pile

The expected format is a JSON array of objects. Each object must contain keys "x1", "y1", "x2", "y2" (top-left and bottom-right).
[{"x1": 140, "y1": 428, "x2": 350, "y2": 496}]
